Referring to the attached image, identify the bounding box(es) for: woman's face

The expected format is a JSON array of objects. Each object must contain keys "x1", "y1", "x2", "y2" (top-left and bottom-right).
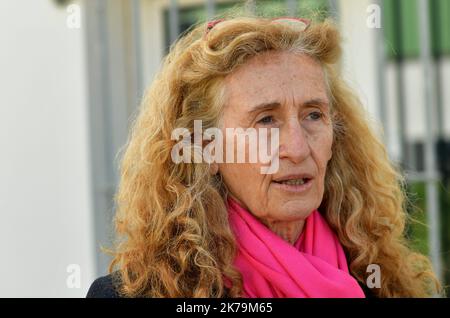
[{"x1": 219, "y1": 50, "x2": 333, "y2": 224}]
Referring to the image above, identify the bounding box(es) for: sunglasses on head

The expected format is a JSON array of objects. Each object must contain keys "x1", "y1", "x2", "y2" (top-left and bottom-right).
[{"x1": 204, "y1": 17, "x2": 311, "y2": 38}]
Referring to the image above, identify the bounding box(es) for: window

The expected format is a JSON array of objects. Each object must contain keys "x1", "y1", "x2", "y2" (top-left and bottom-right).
[{"x1": 383, "y1": 0, "x2": 450, "y2": 59}]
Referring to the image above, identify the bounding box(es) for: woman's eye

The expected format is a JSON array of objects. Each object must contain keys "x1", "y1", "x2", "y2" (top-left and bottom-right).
[
  {"x1": 257, "y1": 115, "x2": 274, "y2": 125},
  {"x1": 306, "y1": 111, "x2": 323, "y2": 121}
]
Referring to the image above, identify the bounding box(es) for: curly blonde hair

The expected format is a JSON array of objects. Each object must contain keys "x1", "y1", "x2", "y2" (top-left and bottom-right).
[{"x1": 108, "y1": 13, "x2": 442, "y2": 297}]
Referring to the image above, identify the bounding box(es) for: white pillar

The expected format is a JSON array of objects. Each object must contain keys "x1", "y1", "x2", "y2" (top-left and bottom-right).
[{"x1": 338, "y1": 0, "x2": 381, "y2": 124}]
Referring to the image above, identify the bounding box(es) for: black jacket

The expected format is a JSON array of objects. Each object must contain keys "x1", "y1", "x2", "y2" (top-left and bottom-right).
[
  {"x1": 86, "y1": 273, "x2": 376, "y2": 298},
  {"x1": 87, "y1": 273, "x2": 121, "y2": 298}
]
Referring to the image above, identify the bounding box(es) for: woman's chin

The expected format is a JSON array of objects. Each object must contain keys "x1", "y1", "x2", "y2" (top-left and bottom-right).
[{"x1": 272, "y1": 202, "x2": 317, "y2": 221}]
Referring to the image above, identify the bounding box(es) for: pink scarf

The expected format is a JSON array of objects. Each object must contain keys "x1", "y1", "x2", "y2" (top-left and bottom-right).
[{"x1": 227, "y1": 197, "x2": 365, "y2": 298}]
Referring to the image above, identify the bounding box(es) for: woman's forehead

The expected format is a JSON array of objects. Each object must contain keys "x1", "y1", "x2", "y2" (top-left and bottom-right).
[{"x1": 224, "y1": 51, "x2": 328, "y2": 107}]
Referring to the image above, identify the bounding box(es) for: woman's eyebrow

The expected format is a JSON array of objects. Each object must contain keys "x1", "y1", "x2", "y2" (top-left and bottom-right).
[
  {"x1": 247, "y1": 98, "x2": 329, "y2": 114},
  {"x1": 303, "y1": 98, "x2": 330, "y2": 110},
  {"x1": 247, "y1": 101, "x2": 281, "y2": 115}
]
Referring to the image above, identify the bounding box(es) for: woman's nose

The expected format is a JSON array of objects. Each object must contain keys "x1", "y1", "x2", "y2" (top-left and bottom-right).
[{"x1": 278, "y1": 119, "x2": 311, "y2": 164}]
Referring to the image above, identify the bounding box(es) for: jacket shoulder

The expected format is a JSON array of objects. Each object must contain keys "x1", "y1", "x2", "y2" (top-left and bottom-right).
[{"x1": 86, "y1": 273, "x2": 122, "y2": 298}]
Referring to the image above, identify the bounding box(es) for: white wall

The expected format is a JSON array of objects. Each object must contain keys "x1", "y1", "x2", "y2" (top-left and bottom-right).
[
  {"x1": 0, "y1": 0, "x2": 95, "y2": 297},
  {"x1": 338, "y1": 0, "x2": 381, "y2": 122}
]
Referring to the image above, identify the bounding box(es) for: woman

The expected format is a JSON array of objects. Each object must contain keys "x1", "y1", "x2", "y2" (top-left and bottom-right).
[{"x1": 87, "y1": 15, "x2": 442, "y2": 298}]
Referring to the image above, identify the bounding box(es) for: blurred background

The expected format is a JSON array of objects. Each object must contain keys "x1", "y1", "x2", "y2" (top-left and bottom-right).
[{"x1": 0, "y1": 0, "x2": 449, "y2": 297}]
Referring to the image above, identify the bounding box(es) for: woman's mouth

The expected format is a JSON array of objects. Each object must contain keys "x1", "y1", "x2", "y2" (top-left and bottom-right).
[{"x1": 272, "y1": 177, "x2": 313, "y2": 193}]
